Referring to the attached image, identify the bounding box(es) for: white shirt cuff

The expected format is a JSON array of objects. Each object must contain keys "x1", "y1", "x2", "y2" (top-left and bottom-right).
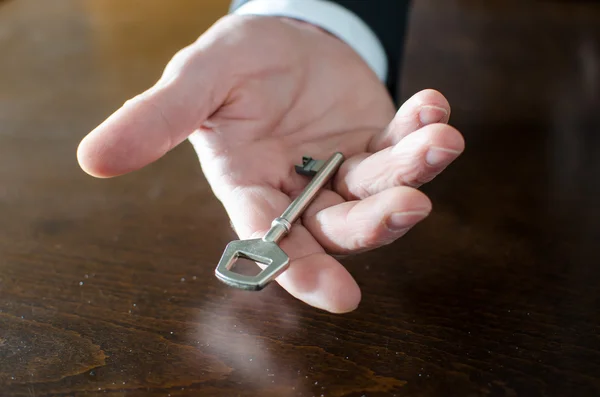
[{"x1": 232, "y1": 0, "x2": 388, "y2": 83}]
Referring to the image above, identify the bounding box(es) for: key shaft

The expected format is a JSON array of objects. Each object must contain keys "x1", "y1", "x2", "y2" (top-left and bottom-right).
[{"x1": 262, "y1": 152, "x2": 344, "y2": 243}]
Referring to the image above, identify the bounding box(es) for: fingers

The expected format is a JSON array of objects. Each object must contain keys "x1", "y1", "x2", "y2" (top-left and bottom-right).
[
  {"x1": 77, "y1": 42, "x2": 227, "y2": 178},
  {"x1": 368, "y1": 89, "x2": 450, "y2": 152},
  {"x1": 336, "y1": 123, "x2": 464, "y2": 200},
  {"x1": 219, "y1": 184, "x2": 361, "y2": 314},
  {"x1": 278, "y1": 252, "x2": 361, "y2": 313},
  {"x1": 302, "y1": 186, "x2": 431, "y2": 255}
]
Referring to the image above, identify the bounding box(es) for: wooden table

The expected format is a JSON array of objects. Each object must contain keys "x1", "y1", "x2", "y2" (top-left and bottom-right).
[{"x1": 1, "y1": 0, "x2": 600, "y2": 395}]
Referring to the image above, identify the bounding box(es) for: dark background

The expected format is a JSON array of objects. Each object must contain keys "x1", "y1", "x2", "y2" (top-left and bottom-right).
[{"x1": 1, "y1": 0, "x2": 599, "y2": 396}]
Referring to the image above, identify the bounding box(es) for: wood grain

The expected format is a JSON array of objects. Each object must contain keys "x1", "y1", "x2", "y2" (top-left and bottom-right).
[{"x1": 1, "y1": 0, "x2": 600, "y2": 396}]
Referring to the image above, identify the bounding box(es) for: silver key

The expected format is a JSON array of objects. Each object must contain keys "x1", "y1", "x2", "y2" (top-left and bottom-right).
[{"x1": 215, "y1": 152, "x2": 345, "y2": 291}]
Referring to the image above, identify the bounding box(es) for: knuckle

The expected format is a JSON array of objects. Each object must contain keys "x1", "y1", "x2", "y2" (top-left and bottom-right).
[
  {"x1": 392, "y1": 162, "x2": 430, "y2": 188},
  {"x1": 351, "y1": 227, "x2": 401, "y2": 252},
  {"x1": 415, "y1": 172, "x2": 440, "y2": 186},
  {"x1": 351, "y1": 181, "x2": 373, "y2": 200},
  {"x1": 166, "y1": 45, "x2": 198, "y2": 75},
  {"x1": 393, "y1": 170, "x2": 420, "y2": 188},
  {"x1": 352, "y1": 233, "x2": 373, "y2": 251},
  {"x1": 170, "y1": 46, "x2": 191, "y2": 65}
]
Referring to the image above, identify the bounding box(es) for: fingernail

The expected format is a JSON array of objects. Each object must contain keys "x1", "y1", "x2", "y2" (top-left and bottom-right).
[
  {"x1": 385, "y1": 211, "x2": 429, "y2": 232},
  {"x1": 419, "y1": 105, "x2": 448, "y2": 125},
  {"x1": 425, "y1": 146, "x2": 460, "y2": 167}
]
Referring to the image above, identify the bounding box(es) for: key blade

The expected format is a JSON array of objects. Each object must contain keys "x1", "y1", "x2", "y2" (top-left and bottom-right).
[{"x1": 214, "y1": 239, "x2": 290, "y2": 291}]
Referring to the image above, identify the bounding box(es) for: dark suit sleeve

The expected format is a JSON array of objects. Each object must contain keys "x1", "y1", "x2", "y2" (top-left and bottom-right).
[{"x1": 229, "y1": 0, "x2": 412, "y2": 102}]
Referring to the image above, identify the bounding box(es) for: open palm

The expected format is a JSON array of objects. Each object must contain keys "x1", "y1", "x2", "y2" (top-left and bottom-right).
[{"x1": 77, "y1": 15, "x2": 464, "y2": 313}]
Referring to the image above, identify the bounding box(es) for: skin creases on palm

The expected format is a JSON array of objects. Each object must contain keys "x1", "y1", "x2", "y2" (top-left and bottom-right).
[
  {"x1": 189, "y1": 98, "x2": 391, "y2": 247},
  {"x1": 188, "y1": 60, "x2": 395, "y2": 212}
]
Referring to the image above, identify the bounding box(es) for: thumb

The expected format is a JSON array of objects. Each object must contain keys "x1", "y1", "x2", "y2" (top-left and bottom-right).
[{"x1": 77, "y1": 42, "x2": 228, "y2": 178}]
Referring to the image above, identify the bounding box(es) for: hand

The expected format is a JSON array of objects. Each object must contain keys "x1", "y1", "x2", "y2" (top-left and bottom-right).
[{"x1": 77, "y1": 15, "x2": 464, "y2": 313}]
